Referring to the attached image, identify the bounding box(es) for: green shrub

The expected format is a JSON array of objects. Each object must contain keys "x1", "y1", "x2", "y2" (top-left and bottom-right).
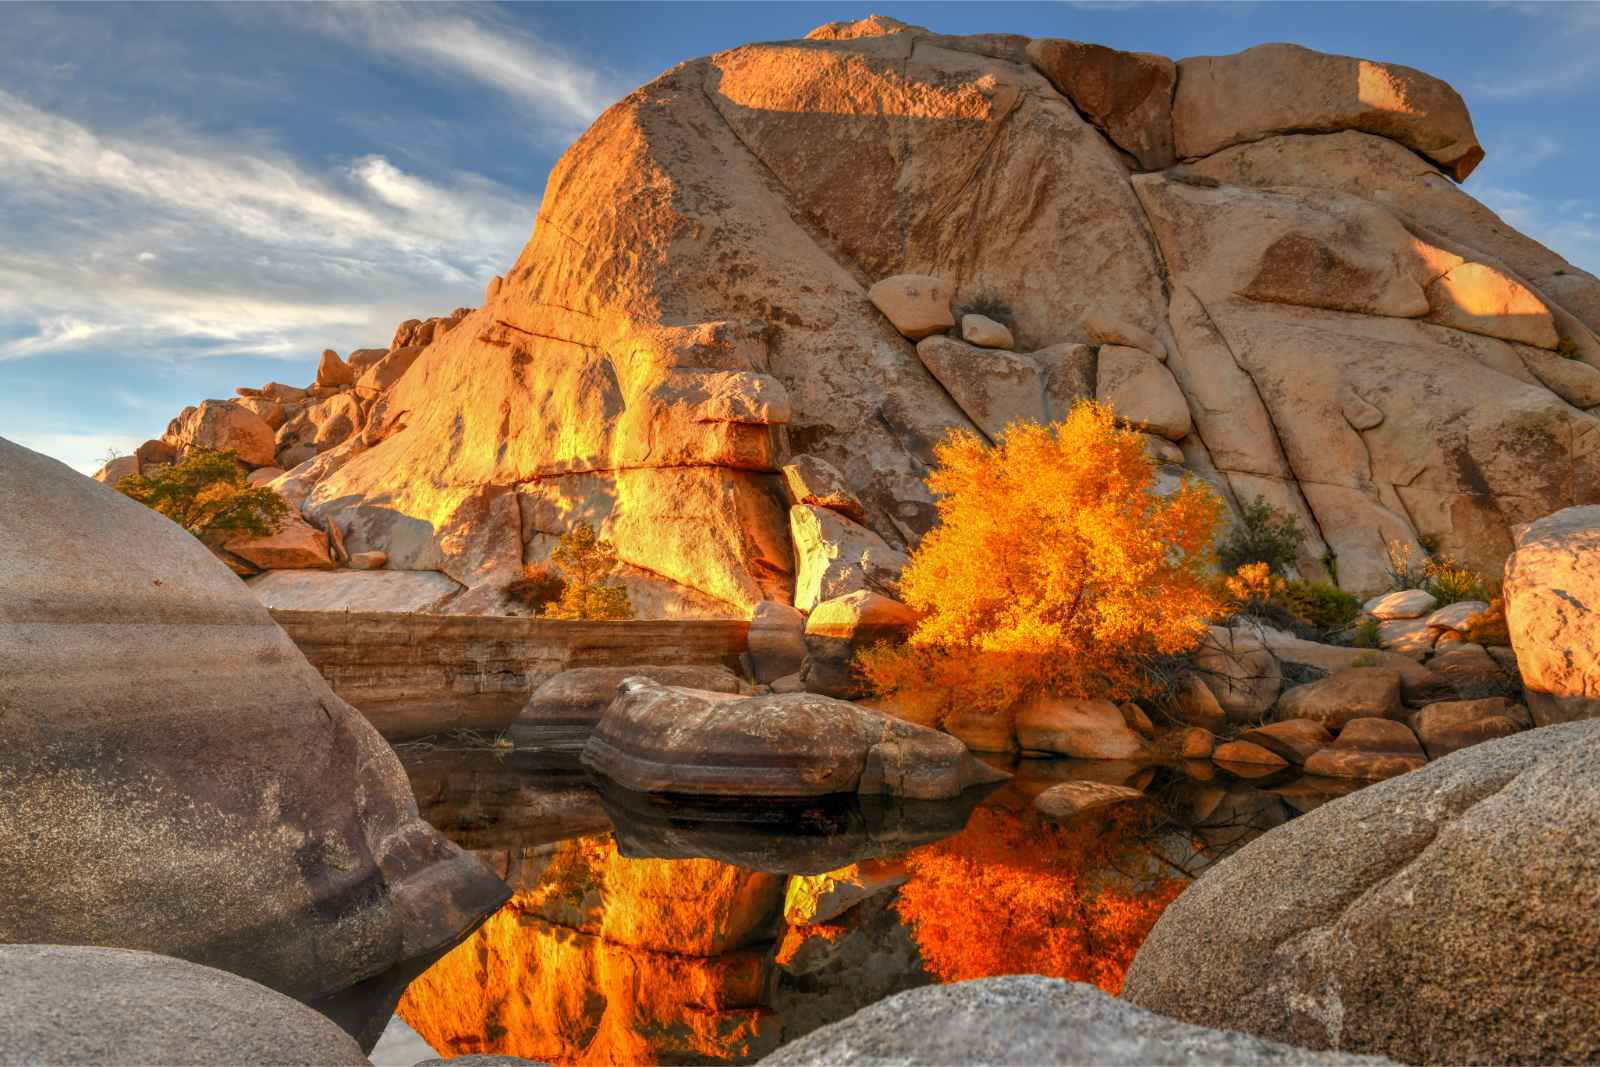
[
  {"x1": 1351, "y1": 617, "x2": 1383, "y2": 649},
  {"x1": 1219, "y1": 496, "x2": 1305, "y2": 576},
  {"x1": 1280, "y1": 580, "x2": 1361, "y2": 631},
  {"x1": 542, "y1": 523, "x2": 634, "y2": 620},
  {"x1": 1350, "y1": 651, "x2": 1383, "y2": 667},
  {"x1": 1422, "y1": 556, "x2": 1497, "y2": 605},
  {"x1": 116, "y1": 448, "x2": 288, "y2": 539}
]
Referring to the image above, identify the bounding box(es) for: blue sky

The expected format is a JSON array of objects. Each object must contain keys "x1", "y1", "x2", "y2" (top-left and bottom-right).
[{"x1": 3, "y1": 1, "x2": 1598, "y2": 473}]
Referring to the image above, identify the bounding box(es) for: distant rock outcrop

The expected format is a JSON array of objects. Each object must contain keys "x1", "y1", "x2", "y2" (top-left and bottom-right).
[{"x1": 107, "y1": 19, "x2": 1600, "y2": 617}]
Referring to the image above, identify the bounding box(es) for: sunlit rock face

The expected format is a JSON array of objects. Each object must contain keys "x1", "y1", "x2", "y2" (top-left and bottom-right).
[{"x1": 272, "y1": 17, "x2": 1600, "y2": 608}]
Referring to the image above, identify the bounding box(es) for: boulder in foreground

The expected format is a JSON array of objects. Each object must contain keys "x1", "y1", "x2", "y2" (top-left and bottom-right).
[
  {"x1": 0, "y1": 944, "x2": 367, "y2": 1067},
  {"x1": 760, "y1": 975, "x2": 1391, "y2": 1066},
  {"x1": 1504, "y1": 506, "x2": 1600, "y2": 724},
  {"x1": 582, "y1": 679, "x2": 1008, "y2": 799},
  {"x1": 1123, "y1": 720, "x2": 1600, "y2": 1065},
  {"x1": 0, "y1": 439, "x2": 509, "y2": 1051}
]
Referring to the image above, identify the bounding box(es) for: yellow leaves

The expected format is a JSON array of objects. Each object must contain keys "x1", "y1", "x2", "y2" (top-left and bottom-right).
[{"x1": 860, "y1": 401, "x2": 1225, "y2": 721}]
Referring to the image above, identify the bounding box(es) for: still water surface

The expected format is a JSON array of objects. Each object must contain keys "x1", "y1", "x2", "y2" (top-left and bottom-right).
[{"x1": 396, "y1": 740, "x2": 1342, "y2": 1065}]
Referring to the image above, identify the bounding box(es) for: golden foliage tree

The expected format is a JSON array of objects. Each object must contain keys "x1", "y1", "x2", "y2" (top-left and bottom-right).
[
  {"x1": 857, "y1": 401, "x2": 1225, "y2": 720},
  {"x1": 894, "y1": 803, "x2": 1187, "y2": 993},
  {"x1": 543, "y1": 523, "x2": 634, "y2": 620}
]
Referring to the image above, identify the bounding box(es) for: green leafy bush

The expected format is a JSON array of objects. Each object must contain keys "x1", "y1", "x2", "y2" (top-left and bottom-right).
[
  {"x1": 1351, "y1": 617, "x2": 1383, "y2": 649},
  {"x1": 542, "y1": 523, "x2": 634, "y2": 620},
  {"x1": 1218, "y1": 496, "x2": 1305, "y2": 576},
  {"x1": 116, "y1": 448, "x2": 288, "y2": 539},
  {"x1": 1280, "y1": 580, "x2": 1361, "y2": 631}
]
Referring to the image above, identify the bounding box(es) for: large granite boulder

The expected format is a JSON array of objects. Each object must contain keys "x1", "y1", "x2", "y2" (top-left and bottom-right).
[
  {"x1": 507, "y1": 664, "x2": 749, "y2": 752},
  {"x1": 582, "y1": 678, "x2": 1008, "y2": 799},
  {"x1": 1123, "y1": 720, "x2": 1600, "y2": 1065},
  {"x1": 0, "y1": 945, "x2": 368, "y2": 1066},
  {"x1": 115, "y1": 21, "x2": 1600, "y2": 615},
  {"x1": 760, "y1": 975, "x2": 1390, "y2": 1065},
  {"x1": 1504, "y1": 506, "x2": 1600, "y2": 724},
  {"x1": 0, "y1": 440, "x2": 510, "y2": 1050}
]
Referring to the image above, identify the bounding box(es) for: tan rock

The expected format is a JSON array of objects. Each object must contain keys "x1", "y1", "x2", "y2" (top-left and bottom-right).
[
  {"x1": 868, "y1": 274, "x2": 955, "y2": 340},
  {"x1": 782, "y1": 454, "x2": 867, "y2": 524},
  {"x1": 1410, "y1": 697, "x2": 1530, "y2": 760},
  {"x1": 1424, "y1": 599, "x2": 1489, "y2": 631},
  {"x1": 1025, "y1": 38, "x2": 1175, "y2": 170},
  {"x1": 245, "y1": 466, "x2": 284, "y2": 487},
  {"x1": 1034, "y1": 780, "x2": 1147, "y2": 822},
  {"x1": 1303, "y1": 716, "x2": 1426, "y2": 780},
  {"x1": 353, "y1": 345, "x2": 424, "y2": 398},
  {"x1": 1378, "y1": 617, "x2": 1441, "y2": 659},
  {"x1": 790, "y1": 504, "x2": 907, "y2": 612},
  {"x1": 508, "y1": 665, "x2": 748, "y2": 752},
  {"x1": 347, "y1": 550, "x2": 386, "y2": 571},
  {"x1": 1257, "y1": 629, "x2": 1453, "y2": 707},
  {"x1": 1083, "y1": 309, "x2": 1166, "y2": 361},
  {"x1": 245, "y1": 569, "x2": 462, "y2": 612},
  {"x1": 1172, "y1": 42, "x2": 1483, "y2": 180},
  {"x1": 92, "y1": 456, "x2": 138, "y2": 485},
  {"x1": 1014, "y1": 697, "x2": 1146, "y2": 759},
  {"x1": 260, "y1": 382, "x2": 307, "y2": 403},
  {"x1": 1237, "y1": 718, "x2": 1333, "y2": 765},
  {"x1": 1364, "y1": 588, "x2": 1438, "y2": 620},
  {"x1": 748, "y1": 599, "x2": 807, "y2": 683},
  {"x1": 960, "y1": 313, "x2": 1013, "y2": 349},
  {"x1": 226, "y1": 513, "x2": 334, "y2": 571},
  {"x1": 170, "y1": 400, "x2": 276, "y2": 468},
  {"x1": 346, "y1": 348, "x2": 387, "y2": 372},
  {"x1": 232, "y1": 397, "x2": 286, "y2": 431},
  {"x1": 1120, "y1": 701, "x2": 1157, "y2": 739},
  {"x1": 916, "y1": 335, "x2": 1059, "y2": 441},
  {"x1": 804, "y1": 590, "x2": 916, "y2": 641},
  {"x1": 1519, "y1": 344, "x2": 1600, "y2": 408},
  {"x1": 1095, "y1": 344, "x2": 1191, "y2": 440},
  {"x1": 1274, "y1": 667, "x2": 1402, "y2": 730},
  {"x1": 1212, "y1": 740, "x2": 1289, "y2": 768},
  {"x1": 1426, "y1": 645, "x2": 1517, "y2": 701},
  {"x1": 315, "y1": 350, "x2": 355, "y2": 388},
  {"x1": 1426, "y1": 261, "x2": 1559, "y2": 349},
  {"x1": 938, "y1": 706, "x2": 1017, "y2": 754},
  {"x1": 1504, "y1": 506, "x2": 1600, "y2": 724},
  {"x1": 1167, "y1": 672, "x2": 1227, "y2": 733},
  {"x1": 1190, "y1": 625, "x2": 1282, "y2": 723}
]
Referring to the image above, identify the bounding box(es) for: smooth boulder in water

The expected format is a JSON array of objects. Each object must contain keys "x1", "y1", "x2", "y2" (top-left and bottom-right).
[{"x1": 0, "y1": 439, "x2": 510, "y2": 1051}]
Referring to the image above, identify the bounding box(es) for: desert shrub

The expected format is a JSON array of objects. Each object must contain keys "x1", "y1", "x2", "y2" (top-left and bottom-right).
[
  {"x1": 857, "y1": 401, "x2": 1225, "y2": 721},
  {"x1": 1351, "y1": 617, "x2": 1383, "y2": 649},
  {"x1": 1383, "y1": 538, "x2": 1427, "y2": 590},
  {"x1": 1279, "y1": 580, "x2": 1361, "y2": 631},
  {"x1": 1557, "y1": 337, "x2": 1579, "y2": 358},
  {"x1": 1421, "y1": 554, "x2": 1498, "y2": 605},
  {"x1": 1218, "y1": 495, "x2": 1305, "y2": 576},
  {"x1": 956, "y1": 292, "x2": 1015, "y2": 330},
  {"x1": 542, "y1": 523, "x2": 633, "y2": 620},
  {"x1": 116, "y1": 448, "x2": 288, "y2": 539},
  {"x1": 1463, "y1": 596, "x2": 1511, "y2": 646},
  {"x1": 1350, "y1": 651, "x2": 1383, "y2": 667},
  {"x1": 505, "y1": 563, "x2": 566, "y2": 614}
]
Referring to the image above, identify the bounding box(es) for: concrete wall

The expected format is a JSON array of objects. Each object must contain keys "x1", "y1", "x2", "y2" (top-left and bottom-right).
[{"x1": 273, "y1": 610, "x2": 749, "y2": 738}]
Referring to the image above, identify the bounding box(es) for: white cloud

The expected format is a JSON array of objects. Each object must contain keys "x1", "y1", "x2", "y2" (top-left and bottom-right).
[
  {"x1": 8, "y1": 431, "x2": 144, "y2": 476},
  {"x1": 295, "y1": 3, "x2": 616, "y2": 128},
  {"x1": 0, "y1": 88, "x2": 533, "y2": 363},
  {"x1": 1471, "y1": 3, "x2": 1600, "y2": 100},
  {"x1": 1473, "y1": 183, "x2": 1600, "y2": 275}
]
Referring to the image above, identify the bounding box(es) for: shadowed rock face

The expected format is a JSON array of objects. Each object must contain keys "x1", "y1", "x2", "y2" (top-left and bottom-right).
[{"x1": 0, "y1": 439, "x2": 511, "y2": 1051}]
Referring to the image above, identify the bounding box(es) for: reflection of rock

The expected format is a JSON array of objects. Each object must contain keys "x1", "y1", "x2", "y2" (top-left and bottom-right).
[
  {"x1": 763, "y1": 975, "x2": 1388, "y2": 1065},
  {"x1": 2, "y1": 945, "x2": 368, "y2": 1067},
  {"x1": 583, "y1": 680, "x2": 1008, "y2": 799},
  {"x1": 599, "y1": 783, "x2": 992, "y2": 875},
  {"x1": 0, "y1": 440, "x2": 508, "y2": 1051},
  {"x1": 507, "y1": 664, "x2": 749, "y2": 752},
  {"x1": 398, "y1": 747, "x2": 611, "y2": 853},
  {"x1": 1126, "y1": 721, "x2": 1600, "y2": 1064}
]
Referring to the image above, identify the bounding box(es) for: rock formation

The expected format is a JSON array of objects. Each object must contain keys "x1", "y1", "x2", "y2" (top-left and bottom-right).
[
  {"x1": 1122, "y1": 720, "x2": 1600, "y2": 1065},
  {"x1": 0, "y1": 439, "x2": 509, "y2": 1050},
  {"x1": 1504, "y1": 506, "x2": 1600, "y2": 723},
  {"x1": 102, "y1": 20, "x2": 1600, "y2": 618}
]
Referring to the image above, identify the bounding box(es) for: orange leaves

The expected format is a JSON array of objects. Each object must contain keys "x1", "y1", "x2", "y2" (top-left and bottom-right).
[
  {"x1": 893, "y1": 803, "x2": 1187, "y2": 994},
  {"x1": 859, "y1": 401, "x2": 1225, "y2": 721}
]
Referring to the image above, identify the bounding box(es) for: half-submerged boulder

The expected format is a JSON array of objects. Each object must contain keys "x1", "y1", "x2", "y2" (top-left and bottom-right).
[
  {"x1": 0, "y1": 945, "x2": 368, "y2": 1067},
  {"x1": 0, "y1": 439, "x2": 510, "y2": 1051},
  {"x1": 1123, "y1": 720, "x2": 1600, "y2": 1065},
  {"x1": 760, "y1": 975, "x2": 1391, "y2": 1066},
  {"x1": 507, "y1": 664, "x2": 750, "y2": 752},
  {"x1": 581, "y1": 679, "x2": 1009, "y2": 799}
]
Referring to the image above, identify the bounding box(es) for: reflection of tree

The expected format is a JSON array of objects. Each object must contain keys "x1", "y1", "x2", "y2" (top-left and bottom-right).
[{"x1": 893, "y1": 802, "x2": 1187, "y2": 994}]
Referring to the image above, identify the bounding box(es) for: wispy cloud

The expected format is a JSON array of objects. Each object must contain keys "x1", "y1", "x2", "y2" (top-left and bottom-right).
[
  {"x1": 0, "y1": 88, "x2": 533, "y2": 363},
  {"x1": 292, "y1": 3, "x2": 617, "y2": 127},
  {"x1": 1472, "y1": 183, "x2": 1600, "y2": 274},
  {"x1": 1471, "y1": 3, "x2": 1600, "y2": 100}
]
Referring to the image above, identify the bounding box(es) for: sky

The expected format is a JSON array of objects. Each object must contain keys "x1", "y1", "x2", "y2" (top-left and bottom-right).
[{"x1": 3, "y1": 1, "x2": 1598, "y2": 474}]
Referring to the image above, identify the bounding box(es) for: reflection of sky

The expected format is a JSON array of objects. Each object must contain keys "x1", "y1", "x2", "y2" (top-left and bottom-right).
[{"x1": 4, "y1": 1, "x2": 1597, "y2": 473}]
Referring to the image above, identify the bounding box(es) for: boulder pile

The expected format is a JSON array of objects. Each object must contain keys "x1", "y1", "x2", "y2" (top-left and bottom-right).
[{"x1": 93, "y1": 18, "x2": 1600, "y2": 620}]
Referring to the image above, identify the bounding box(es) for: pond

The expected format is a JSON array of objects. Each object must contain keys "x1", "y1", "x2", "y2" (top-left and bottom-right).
[{"x1": 394, "y1": 739, "x2": 1358, "y2": 1065}]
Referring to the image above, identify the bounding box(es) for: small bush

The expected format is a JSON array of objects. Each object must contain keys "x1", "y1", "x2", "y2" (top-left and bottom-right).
[
  {"x1": 1351, "y1": 617, "x2": 1383, "y2": 649},
  {"x1": 1382, "y1": 538, "x2": 1427, "y2": 590},
  {"x1": 542, "y1": 523, "x2": 634, "y2": 620},
  {"x1": 1350, "y1": 651, "x2": 1383, "y2": 667},
  {"x1": 1556, "y1": 338, "x2": 1580, "y2": 358},
  {"x1": 505, "y1": 564, "x2": 566, "y2": 613},
  {"x1": 116, "y1": 448, "x2": 288, "y2": 539},
  {"x1": 1422, "y1": 555, "x2": 1498, "y2": 605},
  {"x1": 1218, "y1": 496, "x2": 1305, "y2": 576},
  {"x1": 1463, "y1": 596, "x2": 1511, "y2": 647},
  {"x1": 1280, "y1": 580, "x2": 1361, "y2": 631}
]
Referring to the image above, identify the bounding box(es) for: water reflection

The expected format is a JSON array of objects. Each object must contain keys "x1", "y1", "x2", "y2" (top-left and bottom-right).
[{"x1": 394, "y1": 740, "x2": 1351, "y2": 1064}]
